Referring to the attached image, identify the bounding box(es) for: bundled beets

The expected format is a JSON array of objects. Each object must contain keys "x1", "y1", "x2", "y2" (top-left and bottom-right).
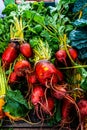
[
  {"x1": 2, "y1": 17, "x2": 33, "y2": 83},
  {"x1": 55, "y1": 47, "x2": 78, "y2": 66},
  {"x1": 2, "y1": 37, "x2": 66, "y2": 122},
  {"x1": 2, "y1": 41, "x2": 32, "y2": 70},
  {"x1": 1, "y1": 37, "x2": 82, "y2": 130}
]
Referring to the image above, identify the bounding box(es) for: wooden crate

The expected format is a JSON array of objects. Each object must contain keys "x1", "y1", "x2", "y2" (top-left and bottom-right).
[{"x1": 1, "y1": 119, "x2": 57, "y2": 130}]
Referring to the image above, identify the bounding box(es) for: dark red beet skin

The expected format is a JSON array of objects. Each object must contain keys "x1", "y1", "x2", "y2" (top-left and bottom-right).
[
  {"x1": 69, "y1": 48, "x2": 78, "y2": 61},
  {"x1": 20, "y1": 43, "x2": 32, "y2": 58},
  {"x1": 35, "y1": 60, "x2": 63, "y2": 85}
]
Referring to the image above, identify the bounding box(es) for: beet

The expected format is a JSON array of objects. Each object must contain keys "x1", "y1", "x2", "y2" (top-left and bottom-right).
[
  {"x1": 69, "y1": 48, "x2": 78, "y2": 61},
  {"x1": 77, "y1": 99, "x2": 87, "y2": 120},
  {"x1": 35, "y1": 60, "x2": 63, "y2": 85},
  {"x1": 14, "y1": 60, "x2": 31, "y2": 77},
  {"x1": 31, "y1": 86, "x2": 44, "y2": 105},
  {"x1": 2, "y1": 42, "x2": 18, "y2": 69},
  {"x1": 55, "y1": 49, "x2": 67, "y2": 66},
  {"x1": 41, "y1": 97, "x2": 55, "y2": 116},
  {"x1": 9, "y1": 71, "x2": 18, "y2": 84},
  {"x1": 59, "y1": 94, "x2": 81, "y2": 130},
  {"x1": 20, "y1": 42, "x2": 32, "y2": 58}
]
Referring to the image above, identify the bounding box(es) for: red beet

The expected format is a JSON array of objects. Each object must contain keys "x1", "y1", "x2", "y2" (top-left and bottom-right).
[
  {"x1": 2, "y1": 43, "x2": 18, "y2": 68},
  {"x1": 31, "y1": 86, "x2": 44, "y2": 105},
  {"x1": 62, "y1": 98, "x2": 73, "y2": 121},
  {"x1": 20, "y1": 42, "x2": 32, "y2": 58},
  {"x1": 35, "y1": 60, "x2": 63, "y2": 85},
  {"x1": 41, "y1": 97, "x2": 55, "y2": 116},
  {"x1": 8, "y1": 71, "x2": 18, "y2": 84},
  {"x1": 31, "y1": 86, "x2": 55, "y2": 118},
  {"x1": 69, "y1": 48, "x2": 78, "y2": 61},
  {"x1": 14, "y1": 60, "x2": 31, "y2": 77},
  {"x1": 61, "y1": 95, "x2": 81, "y2": 130},
  {"x1": 55, "y1": 49, "x2": 67, "y2": 66},
  {"x1": 77, "y1": 99, "x2": 87, "y2": 120}
]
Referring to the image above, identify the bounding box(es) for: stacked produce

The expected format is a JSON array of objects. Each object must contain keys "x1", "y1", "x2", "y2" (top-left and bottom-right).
[{"x1": 0, "y1": 0, "x2": 87, "y2": 129}]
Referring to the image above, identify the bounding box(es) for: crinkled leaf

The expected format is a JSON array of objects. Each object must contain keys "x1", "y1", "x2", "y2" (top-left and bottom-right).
[
  {"x1": 69, "y1": 29, "x2": 87, "y2": 60},
  {"x1": 72, "y1": 0, "x2": 87, "y2": 20},
  {"x1": 72, "y1": 19, "x2": 87, "y2": 27},
  {"x1": 69, "y1": 29, "x2": 87, "y2": 41}
]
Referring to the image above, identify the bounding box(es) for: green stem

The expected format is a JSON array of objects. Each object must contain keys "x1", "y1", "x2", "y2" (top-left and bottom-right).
[
  {"x1": 48, "y1": 24, "x2": 58, "y2": 33},
  {"x1": 59, "y1": 65, "x2": 87, "y2": 70},
  {"x1": 35, "y1": 21, "x2": 58, "y2": 39},
  {"x1": 33, "y1": 49, "x2": 43, "y2": 59},
  {"x1": 63, "y1": 34, "x2": 76, "y2": 65}
]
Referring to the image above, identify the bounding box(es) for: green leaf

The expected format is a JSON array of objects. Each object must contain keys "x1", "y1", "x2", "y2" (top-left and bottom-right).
[
  {"x1": 65, "y1": 25, "x2": 73, "y2": 32},
  {"x1": 55, "y1": 100, "x2": 61, "y2": 122},
  {"x1": 34, "y1": 24, "x2": 43, "y2": 33},
  {"x1": 4, "y1": 0, "x2": 15, "y2": 6},
  {"x1": 41, "y1": 30, "x2": 50, "y2": 40},
  {"x1": 23, "y1": 10, "x2": 35, "y2": 19},
  {"x1": 33, "y1": 13, "x2": 45, "y2": 25},
  {"x1": 30, "y1": 37, "x2": 39, "y2": 48},
  {"x1": 3, "y1": 89, "x2": 29, "y2": 117},
  {"x1": 2, "y1": 4, "x2": 18, "y2": 16},
  {"x1": 28, "y1": 26, "x2": 37, "y2": 34},
  {"x1": 79, "y1": 68, "x2": 87, "y2": 91},
  {"x1": 81, "y1": 77, "x2": 87, "y2": 90},
  {"x1": 57, "y1": 0, "x2": 76, "y2": 12}
]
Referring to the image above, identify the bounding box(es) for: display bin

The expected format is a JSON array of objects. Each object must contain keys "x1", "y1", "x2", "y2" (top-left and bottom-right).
[
  {"x1": 0, "y1": 1, "x2": 83, "y2": 130},
  {"x1": 1, "y1": 120, "x2": 77, "y2": 130},
  {"x1": 1, "y1": 117, "x2": 60, "y2": 130}
]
